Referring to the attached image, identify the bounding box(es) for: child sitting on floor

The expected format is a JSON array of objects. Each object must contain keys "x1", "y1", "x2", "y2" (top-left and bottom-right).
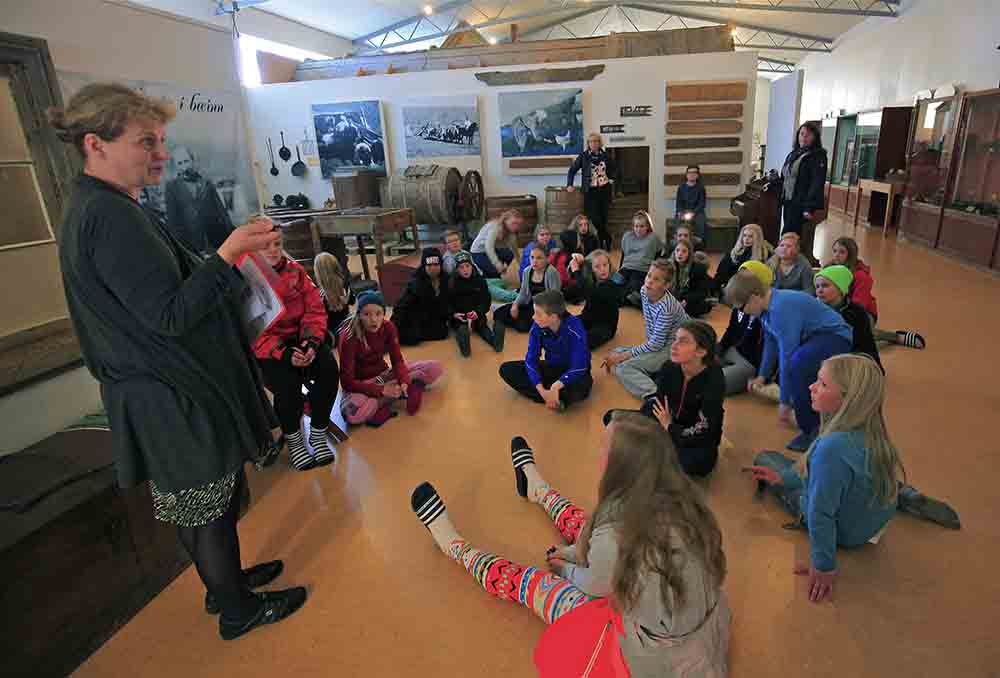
[
  {"x1": 567, "y1": 213, "x2": 600, "y2": 256},
  {"x1": 828, "y1": 236, "x2": 926, "y2": 349},
  {"x1": 392, "y1": 247, "x2": 451, "y2": 346},
  {"x1": 814, "y1": 265, "x2": 883, "y2": 371},
  {"x1": 768, "y1": 232, "x2": 815, "y2": 294},
  {"x1": 718, "y1": 260, "x2": 770, "y2": 395},
  {"x1": 576, "y1": 249, "x2": 622, "y2": 350},
  {"x1": 338, "y1": 291, "x2": 444, "y2": 427},
  {"x1": 668, "y1": 240, "x2": 713, "y2": 318},
  {"x1": 448, "y1": 251, "x2": 496, "y2": 357},
  {"x1": 410, "y1": 416, "x2": 730, "y2": 677},
  {"x1": 314, "y1": 252, "x2": 354, "y2": 341},
  {"x1": 442, "y1": 230, "x2": 469, "y2": 275},
  {"x1": 603, "y1": 259, "x2": 689, "y2": 400},
  {"x1": 493, "y1": 245, "x2": 561, "y2": 348},
  {"x1": 618, "y1": 210, "x2": 664, "y2": 308},
  {"x1": 550, "y1": 230, "x2": 589, "y2": 304},
  {"x1": 498, "y1": 290, "x2": 592, "y2": 411},
  {"x1": 715, "y1": 223, "x2": 774, "y2": 295},
  {"x1": 519, "y1": 224, "x2": 559, "y2": 276}
]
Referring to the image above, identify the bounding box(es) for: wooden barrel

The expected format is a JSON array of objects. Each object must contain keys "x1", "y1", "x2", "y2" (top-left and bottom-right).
[
  {"x1": 485, "y1": 194, "x2": 538, "y2": 246},
  {"x1": 332, "y1": 169, "x2": 380, "y2": 209},
  {"x1": 545, "y1": 186, "x2": 584, "y2": 233},
  {"x1": 379, "y1": 165, "x2": 461, "y2": 224}
]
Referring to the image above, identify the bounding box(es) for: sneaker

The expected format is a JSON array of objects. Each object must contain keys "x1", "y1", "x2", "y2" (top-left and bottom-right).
[
  {"x1": 219, "y1": 587, "x2": 307, "y2": 640},
  {"x1": 205, "y1": 560, "x2": 284, "y2": 614}
]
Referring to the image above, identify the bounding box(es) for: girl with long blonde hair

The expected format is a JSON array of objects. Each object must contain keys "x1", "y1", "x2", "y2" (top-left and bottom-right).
[
  {"x1": 470, "y1": 208, "x2": 524, "y2": 278},
  {"x1": 715, "y1": 223, "x2": 774, "y2": 293},
  {"x1": 750, "y1": 354, "x2": 959, "y2": 603},
  {"x1": 411, "y1": 412, "x2": 730, "y2": 677},
  {"x1": 313, "y1": 252, "x2": 353, "y2": 338}
]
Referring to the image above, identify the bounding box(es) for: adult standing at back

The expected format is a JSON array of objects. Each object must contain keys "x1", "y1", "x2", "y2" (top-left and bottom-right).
[
  {"x1": 567, "y1": 132, "x2": 616, "y2": 250},
  {"x1": 50, "y1": 83, "x2": 306, "y2": 640},
  {"x1": 780, "y1": 122, "x2": 827, "y2": 242}
]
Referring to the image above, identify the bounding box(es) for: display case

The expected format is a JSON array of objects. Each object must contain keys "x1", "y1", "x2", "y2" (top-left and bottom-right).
[
  {"x1": 938, "y1": 88, "x2": 1000, "y2": 268},
  {"x1": 899, "y1": 95, "x2": 961, "y2": 246},
  {"x1": 821, "y1": 118, "x2": 837, "y2": 181}
]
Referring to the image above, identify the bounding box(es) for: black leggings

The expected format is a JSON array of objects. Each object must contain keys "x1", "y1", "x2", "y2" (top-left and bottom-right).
[
  {"x1": 176, "y1": 471, "x2": 257, "y2": 620},
  {"x1": 499, "y1": 360, "x2": 593, "y2": 406},
  {"x1": 259, "y1": 345, "x2": 340, "y2": 433},
  {"x1": 494, "y1": 303, "x2": 535, "y2": 333},
  {"x1": 585, "y1": 323, "x2": 616, "y2": 350},
  {"x1": 585, "y1": 184, "x2": 613, "y2": 249}
]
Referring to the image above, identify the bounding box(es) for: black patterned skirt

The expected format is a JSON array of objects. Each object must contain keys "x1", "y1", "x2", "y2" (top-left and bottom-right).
[{"x1": 150, "y1": 470, "x2": 241, "y2": 527}]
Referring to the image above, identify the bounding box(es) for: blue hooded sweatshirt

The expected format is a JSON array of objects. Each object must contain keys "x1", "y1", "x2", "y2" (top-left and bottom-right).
[{"x1": 526, "y1": 313, "x2": 591, "y2": 386}]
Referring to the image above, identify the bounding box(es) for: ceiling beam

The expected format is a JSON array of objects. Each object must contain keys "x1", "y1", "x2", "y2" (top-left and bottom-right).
[
  {"x1": 353, "y1": 0, "x2": 478, "y2": 45},
  {"x1": 497, "y1": 6, "x2": 611, "y2": 43},
  {"x1": 629, "y1": 0, "x2": 897, "y2": 18},
  {"x1": 623, "y1": 4, "x2": 834, "y2": 43}
]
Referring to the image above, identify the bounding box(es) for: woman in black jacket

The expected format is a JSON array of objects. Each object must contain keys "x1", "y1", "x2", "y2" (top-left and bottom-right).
[
  {"x1": 780, "y1": 122, "x2": 828, "y2": 237},
  {"x1": 393, "y1": 248, "x2": 451, "y2": 346},
  {"x1": 566, "y1": 132, "x2": 616, "y2": 250},
  {"x1": 50, "y1": 82, "x2": 305, "y2": 639},
  {"x1": 448, "y1": 251, "x2": 497, "y2": 356},
  {"x1": 668, "y1": 241, "x2": 713, "y2": 318}
]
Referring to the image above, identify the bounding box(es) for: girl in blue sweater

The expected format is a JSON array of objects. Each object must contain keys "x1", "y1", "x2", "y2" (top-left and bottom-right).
[
  {"x1": 748, "y1": 354, "x2": 902, "y2": 603},
  {"x1": 725, "y1": 270, "x2": 852, "y2": 451}
]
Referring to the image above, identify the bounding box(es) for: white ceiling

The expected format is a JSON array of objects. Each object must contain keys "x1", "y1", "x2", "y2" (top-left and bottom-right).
[{"x1": 131, "y1": 0, "x2": 889, "y2": 66}]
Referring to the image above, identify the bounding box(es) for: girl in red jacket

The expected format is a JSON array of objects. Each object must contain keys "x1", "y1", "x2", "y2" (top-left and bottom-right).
[
  {"x1": 338, "y1": 291, "x2": 444, "y2": 426},
  {"x1": 254, "y1": 236, "x2": 341, "y2": 471},
  {"x1": 829, "y1": 237, "x2": 926, "y2": 349}
]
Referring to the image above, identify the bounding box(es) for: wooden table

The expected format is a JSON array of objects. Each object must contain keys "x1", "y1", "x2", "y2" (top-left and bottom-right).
[
  {"x1": 312, "y1": 207, "x2": 419, "y2": 284},
  {"x1": 857, "y1": 179, "x2": 901, "y2": 236}
]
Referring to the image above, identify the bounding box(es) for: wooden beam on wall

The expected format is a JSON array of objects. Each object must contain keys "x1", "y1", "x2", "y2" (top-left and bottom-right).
[
  {"x1": 665, "y1": 151, "x2": 743, "y2": 166},
  {"x1": 665, "y1": 136, "x2": 741, "y2": 149},
  {"x1": 666, "y1": 120, "x2": 743, "y2": 135},
  {"x1": 509, "y1": 157, "x2": 574, "y2": 169},
  {"x1": 665, "y1": 172, "x2": 741, "y2": 186},
  {"x1": 475, "y1": 65, "x2": 605, "y2": 86},
  {"x1": 666, "y1": 81, "x2": 748, "y2": 102},
  {"x1": 668, "y1": 103, "x2": 743, "y2": 120}
]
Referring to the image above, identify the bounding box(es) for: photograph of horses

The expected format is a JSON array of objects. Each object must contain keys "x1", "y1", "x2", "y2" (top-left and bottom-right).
[
  {"x1": 498, "y1": 88, "x2": 584, "y2": 159},
  {"x1": 402, "y1": 96, "x2": 480, "y2": 159},
  {"x1": 312, "y1": 100, "x2": 388, "y2": 178}
]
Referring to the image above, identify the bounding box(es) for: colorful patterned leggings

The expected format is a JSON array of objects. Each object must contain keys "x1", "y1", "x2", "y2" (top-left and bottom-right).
[{"x1": 448, "y1": 487, "x2": 596, "y2": 625}]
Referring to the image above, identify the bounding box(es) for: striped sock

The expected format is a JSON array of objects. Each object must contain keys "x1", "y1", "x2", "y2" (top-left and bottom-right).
[
  {"x1": 411, "y1": 482, "x2": 460, "y2": 553},
  {"x1": 309, "y1": 427, "x2": 336, "y2": 466},
  {"x1": 286, "y1": 430, "x2": 315, "y2": 471},
  {"x1": 896, "y1": 330, "x2": 926, "y2": 349}
]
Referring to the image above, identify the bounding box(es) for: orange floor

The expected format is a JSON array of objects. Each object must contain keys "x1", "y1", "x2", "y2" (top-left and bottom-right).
[{"x1": 75, "y1": 218, "x2": 1000, "y2": 677}]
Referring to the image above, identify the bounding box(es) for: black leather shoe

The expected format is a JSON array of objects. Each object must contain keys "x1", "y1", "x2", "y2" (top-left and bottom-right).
[
  {"x1": 219, "y1": 587, "x2": 307, "y2": 640},
  {"x1": 205, "y1": 560, "x2": 284, "y2": 614}
]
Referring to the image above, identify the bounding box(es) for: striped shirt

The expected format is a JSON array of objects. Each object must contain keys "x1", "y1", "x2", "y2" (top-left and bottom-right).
[{"x1": 631, "y1": 288, "x2": 689, "y2": 358}]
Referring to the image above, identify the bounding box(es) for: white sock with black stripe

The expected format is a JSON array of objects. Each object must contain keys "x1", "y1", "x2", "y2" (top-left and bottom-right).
[
  {"x1": 308, "y1": 426, "x2": 336, "y2": 465},
  {"x1": 286, "y1": 430, "x2": 314, "y2": 471},
  {"x1": 411, "y1": 482, "x2": 461, "y2": 554}
]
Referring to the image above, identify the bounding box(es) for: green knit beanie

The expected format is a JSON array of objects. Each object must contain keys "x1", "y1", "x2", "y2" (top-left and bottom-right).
[{"x1": 815, "y1": 265, "x2": 853, "y2": 296}]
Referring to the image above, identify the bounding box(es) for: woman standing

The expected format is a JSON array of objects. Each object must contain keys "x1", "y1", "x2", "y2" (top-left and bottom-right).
[
  {"x1": 567, "y1": 133, "x2": 616, "y2": 250},
  {"x1": 780, "y1": 122, "x2": 828, "y2": 237},
  {"x1": 50, "y1": 83, "x2": 305, "y2": 639}
]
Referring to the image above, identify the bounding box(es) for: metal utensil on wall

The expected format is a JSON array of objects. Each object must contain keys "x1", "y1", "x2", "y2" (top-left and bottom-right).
[
  {"x1": 266, "y1": 138, "x2": 279, "y2": 176},
  {"x1": 291, "y1": 145, "x2": 307, "y2": 177},
  {"x1": 278, "y1": 131, "x2": 292, "y2": 162},
  {"x1": 300, "y1": 127, "x2": 317, "y2": 156}
]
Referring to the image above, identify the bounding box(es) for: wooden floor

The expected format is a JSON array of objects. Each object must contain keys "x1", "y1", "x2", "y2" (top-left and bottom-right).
[{"x1": 75, "y1": 217, "x2": 1000, "y2": 677}]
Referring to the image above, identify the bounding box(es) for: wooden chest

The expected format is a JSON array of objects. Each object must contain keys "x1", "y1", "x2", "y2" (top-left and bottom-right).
[{"x1": 313, "y1": 207, "x2": 414, "y2": 238}]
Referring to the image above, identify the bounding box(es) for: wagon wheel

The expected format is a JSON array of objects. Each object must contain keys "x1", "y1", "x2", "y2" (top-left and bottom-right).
[{"x1": 459, "y1": 170, "x2": 485, "y2": 221}]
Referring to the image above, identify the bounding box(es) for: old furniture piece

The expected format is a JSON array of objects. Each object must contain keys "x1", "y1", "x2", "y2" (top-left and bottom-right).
[
  {"x1": 857, "y1": 178, "x2": 906, "y2": 236},
  {"x1": 1, "y1": 421, "x2": 189, "y2": 678},
  {"x1": 731, "y1": 176, "x2": 781, "y2": 243},
  {"x1": 313, "y1": 207, "x2": 421, "y2": 284},
  {"x1": 544, "y1": 185, "x2": 584, "y2": 232},
  {"x1": 937, "y1": 89, "x2": 1000, "y2": 269},
  {"x1": 899, "y1": 94, "x2": 961, "y2": 247},
  {"x1": 332, "y1": 168, "x2": 381, "y2": 209}
]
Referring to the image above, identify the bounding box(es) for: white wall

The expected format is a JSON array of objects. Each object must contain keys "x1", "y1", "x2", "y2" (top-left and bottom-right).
[
  {"x1": 248, "y1": 51, "x2": 758, "y2": 236},
  {"x1": 753, "y1": 76, "x2": 771, "y2": 170},
  {"x1": 765, "y1": 71, "x2": 803, "y2": 174},
  {"x1": 798, "y1": 0, "x2": 1000, "y2": 122}
]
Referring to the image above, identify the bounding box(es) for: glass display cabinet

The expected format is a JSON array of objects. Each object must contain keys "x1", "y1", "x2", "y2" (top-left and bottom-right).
[
  {"x1": 899, "y1": 95, "x2": 961, "y2": 246},
  {"x1": 937, "y1": 88, "x2": 1000, "y2": 268}
]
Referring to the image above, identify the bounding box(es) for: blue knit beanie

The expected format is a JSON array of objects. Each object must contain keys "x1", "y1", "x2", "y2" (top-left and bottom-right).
[{"x1": 356, "y1": 290, "x2": 386, "y2": 312}]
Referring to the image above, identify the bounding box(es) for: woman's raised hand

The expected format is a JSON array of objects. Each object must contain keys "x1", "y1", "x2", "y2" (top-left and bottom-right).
[{"x1": 218, "y1": 217, "x2": 280, "y2": 264}]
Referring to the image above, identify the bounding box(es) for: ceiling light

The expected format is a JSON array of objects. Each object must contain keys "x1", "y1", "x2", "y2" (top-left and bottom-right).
[
  {"x1": 423, "y1": 4, "x2": 433, "y2": 15},
  {"x1": 488, "y1": 37, "x2": 498, "y2": 45},
  {"x1": 731, "y1": 29, "x2": 738, "y2": 37}
]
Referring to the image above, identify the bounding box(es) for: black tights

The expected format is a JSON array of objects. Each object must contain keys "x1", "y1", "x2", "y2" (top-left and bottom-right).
[{"x1": 176, "y1": 471, "x2": 258, "y2": 620}]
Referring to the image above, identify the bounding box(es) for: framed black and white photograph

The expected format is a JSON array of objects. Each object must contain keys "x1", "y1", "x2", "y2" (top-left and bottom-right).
[
  {"x1": 312, "y1": 100, "x2": 388, "y2": 178},
  {"x1": 402, "y1": 96, "x2": 479, "y2": 159}
]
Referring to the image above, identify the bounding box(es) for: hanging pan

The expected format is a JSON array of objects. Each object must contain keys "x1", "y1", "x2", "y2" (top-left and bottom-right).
[
  {"x1": 278, "y1": 131, "x2": 292, "y2": 162},
  {"x1": 267, "y1": 138, "x2": 279, "y2": 176},
  {"x1": 291, "y1": 145, "x2": 307, "y2": 177}
]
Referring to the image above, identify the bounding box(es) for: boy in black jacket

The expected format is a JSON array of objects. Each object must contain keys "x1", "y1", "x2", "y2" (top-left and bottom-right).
[{"x1": 448, "y1": 251, "x2": 497, "y2": 357}]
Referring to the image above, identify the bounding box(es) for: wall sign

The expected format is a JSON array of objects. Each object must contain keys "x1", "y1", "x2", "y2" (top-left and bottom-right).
[
  {"x1": 600, "y1": 124, "x2": 625, "y2": 134},
  {"x1": 608, "y1": 136, "x2": 646, "y2": 143},
  {"x1": 620, "y1": 105, "x2": 653, "y2": 117}
]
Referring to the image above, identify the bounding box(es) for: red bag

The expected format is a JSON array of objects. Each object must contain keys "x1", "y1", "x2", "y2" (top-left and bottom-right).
[{"x1": 534, "y1": 598, "x2": 631, "y2": 678}]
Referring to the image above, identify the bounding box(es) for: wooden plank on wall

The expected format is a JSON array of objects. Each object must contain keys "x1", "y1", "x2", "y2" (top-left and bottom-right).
[
  {"x1": 668, "y1": 103, "x2": 743, "y2": 120},
  {"x1": 667, "y1": 81, "x2": 748, "y2": 103},
  {"x1": 666, "y1": 120, "x2": 742, "y2": 135},
  {"x1": 509, "y1": 157, "x2": 574, "y2": 169},
  {"x1": 475, "y1": 65, "x2": 605, "y2": 86},
  {"x1": 666, "y1": 136, "x2": 741, "y2": 149},
  {"x1": 665, "y1": 151, "x2": 743, "y2": 166},
  {"x1": 665, "y1": 172, "x2": 741, "y2": 186}
]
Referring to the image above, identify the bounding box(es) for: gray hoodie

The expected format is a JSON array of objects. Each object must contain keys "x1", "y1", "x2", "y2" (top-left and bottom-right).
[
  {"x1": 515, "y1": 264, "x2": 561, "y2": 306},
  {"x1": 768, "y1": 253, "x2": 816, "y2": 296}
]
